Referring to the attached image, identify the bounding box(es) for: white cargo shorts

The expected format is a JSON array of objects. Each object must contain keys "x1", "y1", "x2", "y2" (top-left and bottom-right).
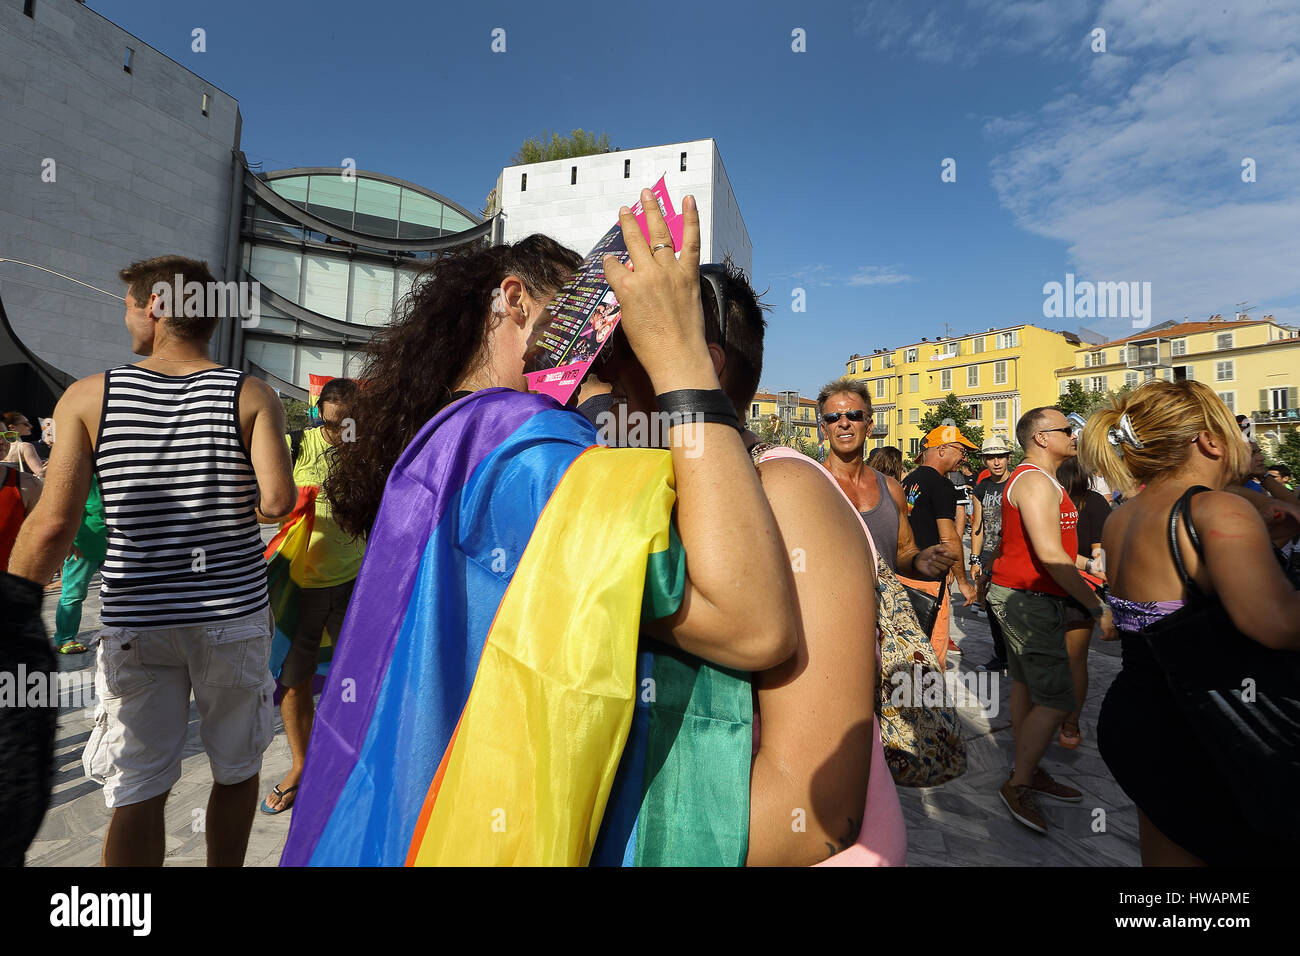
[{"x1": 83, "y1": 605, "x2": 275, "y2": 808}]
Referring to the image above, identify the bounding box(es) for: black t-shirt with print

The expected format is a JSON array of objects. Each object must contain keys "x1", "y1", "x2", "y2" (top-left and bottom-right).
[
  {"x1": 973, "y1": 475, "x2": 1010, "y2": 563},
  {"x1": 901, "y1": 465, "x2": 959, "y2": 554}
]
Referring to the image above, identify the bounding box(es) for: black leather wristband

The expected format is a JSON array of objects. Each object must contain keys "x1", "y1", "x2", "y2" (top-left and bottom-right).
[{"x1": 655, "y1": 389, "x2": 741, "y2": 430}]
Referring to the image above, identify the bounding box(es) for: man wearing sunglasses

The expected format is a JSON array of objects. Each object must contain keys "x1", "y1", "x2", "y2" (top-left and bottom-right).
[
  {"x1": 818, "y1": 383, "x2": 956, "y2": 582},
  {"x1": 987, "y1": 406, "x2": 1116, "y2": 835}
]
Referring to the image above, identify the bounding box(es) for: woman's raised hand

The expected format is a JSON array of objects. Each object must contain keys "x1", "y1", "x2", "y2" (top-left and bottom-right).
[{"x1": 602, "y1": 191, "x2": 716, "y2": 392}]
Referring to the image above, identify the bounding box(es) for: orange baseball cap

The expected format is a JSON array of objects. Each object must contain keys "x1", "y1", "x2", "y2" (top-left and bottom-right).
[{"x1": 921, "y1": 425, "x2": 979, "y2": 450}]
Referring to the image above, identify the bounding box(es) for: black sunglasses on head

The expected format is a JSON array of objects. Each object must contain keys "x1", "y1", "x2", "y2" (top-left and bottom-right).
[
  {"x1": 699, "y1": 264, "x2": 729, "y2": 354},
  {"x1": 822, "y1": 410, "x2": 866, "y2": 424}
]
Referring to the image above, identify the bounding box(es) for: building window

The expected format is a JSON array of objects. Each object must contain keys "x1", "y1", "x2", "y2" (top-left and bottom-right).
[
  {"x1": 994, "y1": 360, "x2": 1007, "y2": 385},
  {"x1": 896, "y1": 409, "x2": 903, "y2": 425},
  {"x1": 968, "y1": 404, "x2": 981, "y2": 420},
  {"x1": 1218, "y1": 391, "x2": 1235, "y2": 412},
  {"x1": 1216, "y1": 360, "x2": 1234, "y2": 381},
  {"x1": 521, "y1": 173, "x2": 527, "y2": 191},
  {"x1": 624, "y1": 159, "x2": 630, "y2": 179},
  {"x1": 1125, "y1": 371, "x2": 1139, "y2": 389},
  {"x1": 875, "y1": 438, "x2": 885, "y2": 449},
  {"x1": 909, "y1": 438, "x2": 920, "y2": 458},
  {"x1": 571, "y1": 166, "x2": 577, "y2": 185},
  {"x1": 882, "y1": 354, "x2": 893, "y2": 368},
  {"x1": 1086, "y1": 351, "x2": 1104, "y2": 367},
  {"x1": 201, "y1": 92, "x2": 209, "y2": 116},
  {"x1": 944, "y1": 341, "x2": 959, "y2": 357},
  {"x1": 1171, "y1": 339, "x2": 1187, "y2": 356},
  {"x1": 751, "y1": 403, "x2": 759, "y2": 418},
  {"x1": 875, "y1": 379, "x2": 886, "y2": 399},
  {"x1": 995, "y1": 400, "x2": 1008, "y2": 421},
  {"x1": 849, "y1": 361, "x2": 856, "y2": 374},
  {"x1": 680, "y1": 151, "x2": 687, "y2": 171},
  {"x1": 863, "y1": 357, "x2": 871, "y2": 371},
  {"x1": 1116, "y1": 346, "x2": 1126, "y2": 363},
  {"x1": 940, "y1": 369, "x2": 951, "y2": 391},
  {"x1": 968, "y1": 365, "x2": 979, "y2": 387},
  {"x1": 905, "y1": 348, "x2": 918, "y2": 363},
  {"x1": 909, "y1": 407, "x2": 920, "y2": 423},
  {"x1": 1270, "y1": 387, "x2": 1293, "y2": 412},
  {"x1": 973, "y1": 337, "x2": 985, "y2": 353},
  {"x1": 124, "y1": 47, "x2": 134, "y2": 73},
  {"x1": 908, "y1": 373, "x2": 919, "y2": 392},
  {"x1": 997, "y1": 331, "x2": 1018, "y2": 349},
  {"x1": 1090, "y1": 375, "x2": 1106, "y2": 391},
  {"x1": 1217, "y1": 333, "x2": 1233, "y2": 350}
]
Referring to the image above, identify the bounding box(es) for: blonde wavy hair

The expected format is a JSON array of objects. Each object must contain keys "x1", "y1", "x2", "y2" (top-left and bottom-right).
[{"x1": 1079, "y1": 380, "x2": 1249, "y2": 489}]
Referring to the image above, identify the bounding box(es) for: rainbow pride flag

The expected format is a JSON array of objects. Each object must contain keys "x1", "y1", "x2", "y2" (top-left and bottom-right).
[
  {"x1": 263, "y1": 486, "x2": 335, "y2": 687},
  {"x1": 280, "y1": 388, "x2": 752, "y2": 866}
]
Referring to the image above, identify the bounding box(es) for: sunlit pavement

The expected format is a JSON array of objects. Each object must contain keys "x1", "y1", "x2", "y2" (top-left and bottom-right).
[{"x1": 25, "y1": 534, "x2": 1139, "y2": 867}]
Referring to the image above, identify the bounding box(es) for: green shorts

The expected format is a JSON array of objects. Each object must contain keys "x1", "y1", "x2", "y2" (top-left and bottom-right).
[{"x1": 986, "y1": 583, "x2": 1076, "y2": 712}]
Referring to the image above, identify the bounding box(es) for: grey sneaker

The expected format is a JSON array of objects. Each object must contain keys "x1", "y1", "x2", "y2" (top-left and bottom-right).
[{"x1": 1000, "y1": 780, "x2": 1047, "y2": 834}]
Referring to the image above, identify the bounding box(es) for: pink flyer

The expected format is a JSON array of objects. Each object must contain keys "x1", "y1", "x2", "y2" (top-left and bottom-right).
[{"x1": 523, "y1": 176, "x2": 682, "y2": 405}]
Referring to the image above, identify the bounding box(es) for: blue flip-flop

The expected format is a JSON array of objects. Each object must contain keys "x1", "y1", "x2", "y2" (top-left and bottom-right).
[{"x1": 259, "y1": 784, "x2": 299, "y2": 815}]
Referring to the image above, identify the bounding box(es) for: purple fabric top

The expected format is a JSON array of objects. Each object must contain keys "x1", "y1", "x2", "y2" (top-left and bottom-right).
[{"x1": 1109, "y1": 595, "x2": 1185, "y2": 632}]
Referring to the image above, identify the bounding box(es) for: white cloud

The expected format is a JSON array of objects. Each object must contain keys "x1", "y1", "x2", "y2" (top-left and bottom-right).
[
  {"x1": 988, "y1": 0, "x2": 1300, "y2": 333},
  {"x1": 847, "y1": 265, "x2": 915, "y2": 286}
]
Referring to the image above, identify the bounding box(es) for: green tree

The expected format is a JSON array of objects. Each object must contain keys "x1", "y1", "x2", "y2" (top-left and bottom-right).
[
  {"x1": 1057, "y1": 379, "x2": 1134, "y2": 419},
  {"x1": 282, "y1": 396, "x2": 311, "y2": 432},
  {"x1": 511, "y1": 129, "x2": 613, "y2": 166},
  {"x1": 919, "y1": 394, "x2": 984, "y2": 455},
  {"x1": 1271, "y1": 429, "x2": 1300, "y2": 481}
]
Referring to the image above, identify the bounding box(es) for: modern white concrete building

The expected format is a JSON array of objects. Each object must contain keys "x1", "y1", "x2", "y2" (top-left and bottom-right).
[{"x1": 493, "y1": 139, "x2": 752, "y2": 277}]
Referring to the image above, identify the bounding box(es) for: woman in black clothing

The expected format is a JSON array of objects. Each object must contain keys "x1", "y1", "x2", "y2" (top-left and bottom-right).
[
  {"x1": 1054, "y1": 456, "x2": 1111, "y2": 750},
  {"x1": 1082, "y1": 380, "x2": 1300, "y2": 865}
]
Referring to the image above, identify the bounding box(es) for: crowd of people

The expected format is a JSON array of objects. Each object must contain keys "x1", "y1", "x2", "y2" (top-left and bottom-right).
[{"x1": 2, "y1": 188, "x2": 1298, "y2": 868}]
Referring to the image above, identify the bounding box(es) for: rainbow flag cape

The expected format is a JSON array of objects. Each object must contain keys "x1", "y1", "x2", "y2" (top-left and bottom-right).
[
  {"x1": 280, "y1": 388, "x2": 752, "y2": 866},
  {"x1": 263, "y1": 486, "x2": 335, "y2": 686}
]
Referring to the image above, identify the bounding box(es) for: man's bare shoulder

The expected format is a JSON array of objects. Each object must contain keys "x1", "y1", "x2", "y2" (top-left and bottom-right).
[
  {"x1": 238, "y1": 374, "x2": 278, "y2": 406},
  {"x1": 61, "y1": 373, "x2": 105, "y2": 408},
  {"x1": 757, "y1": 455, "x2": 862, "y2": 526}
]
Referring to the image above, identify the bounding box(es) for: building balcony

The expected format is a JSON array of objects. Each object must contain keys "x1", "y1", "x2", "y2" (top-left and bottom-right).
[
  {"x1": 1125, "y1": 338, "x2": 1173, "y2": 368},
  {"x1": 871, "y1": 423, "x2": 889, "y2": 437},
  {"x1": 1254, "y1": 408, "x2": 1299, "y2": 423}
]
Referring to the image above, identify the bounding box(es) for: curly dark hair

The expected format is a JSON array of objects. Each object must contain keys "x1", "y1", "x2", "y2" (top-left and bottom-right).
[{"x1": 326, "y1": 234, "x2": 582, "y2": 538}]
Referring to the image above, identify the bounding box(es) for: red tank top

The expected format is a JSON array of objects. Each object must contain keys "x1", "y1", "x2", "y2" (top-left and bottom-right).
[
  {"x1": 992, "y1": 463, "x2": 1078, "y2": 595},
  {"x1": 0, "y1": 466, "x2": 25, "y2": 571}
]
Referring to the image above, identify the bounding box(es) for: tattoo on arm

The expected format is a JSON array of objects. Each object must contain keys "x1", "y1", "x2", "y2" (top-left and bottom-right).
[{"x1": 823, "y1": 816, "x2": 861, "y2": 858}]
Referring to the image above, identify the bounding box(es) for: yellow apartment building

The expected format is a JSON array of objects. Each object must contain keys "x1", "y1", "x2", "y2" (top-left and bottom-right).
[
  {"x1": 841, "y1": 324, "x2": 1081, "y2": 459},
  {"x1": 1055, "y1": 316, "x2": 1300, "y2": 442},
  {"x1": 748, "y1": 389, "x2": 822, "y2": 447}
]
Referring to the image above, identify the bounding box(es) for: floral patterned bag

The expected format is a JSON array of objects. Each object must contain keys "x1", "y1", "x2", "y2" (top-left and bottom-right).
[{"x1": 874, "y1": 557, "x2": 967, "y2": 787}]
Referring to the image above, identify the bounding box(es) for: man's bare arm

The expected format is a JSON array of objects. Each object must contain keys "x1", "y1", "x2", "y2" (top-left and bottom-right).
[
  {"x1": 8, "y1": 379, "x2": 97, "y2": 584},
  {"x1": 241, "y1": 377, "x2": 296, "y2": 521},
  {"x1": 1013, "y1": 472, "x2": 1116, "y2": 638}
]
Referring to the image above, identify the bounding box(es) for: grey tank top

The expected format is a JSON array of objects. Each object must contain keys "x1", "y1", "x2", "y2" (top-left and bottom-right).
[{"x1": 859, "y1": 470, "x2": 899, "y2": 571}]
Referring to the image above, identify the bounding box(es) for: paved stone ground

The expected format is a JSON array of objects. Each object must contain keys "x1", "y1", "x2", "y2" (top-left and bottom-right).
[{"x1": 26, "y1": 534, "x2": 1139, "y2": 867}]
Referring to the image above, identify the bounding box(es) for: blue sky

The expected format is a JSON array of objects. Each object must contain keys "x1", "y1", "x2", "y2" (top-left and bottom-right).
[{"x1": 92, "y1": 0, "x2": 1300, "y2": 397}]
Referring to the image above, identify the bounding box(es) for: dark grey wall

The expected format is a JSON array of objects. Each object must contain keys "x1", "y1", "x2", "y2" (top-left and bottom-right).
[{"x1": 0, "y1": 0, "x2": 240, "y2": 382}]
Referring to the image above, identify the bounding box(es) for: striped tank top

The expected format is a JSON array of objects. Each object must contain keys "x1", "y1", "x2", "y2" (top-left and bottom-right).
[{"x1": 94, "y1": 365, "x2": 268, "y2": 626}]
